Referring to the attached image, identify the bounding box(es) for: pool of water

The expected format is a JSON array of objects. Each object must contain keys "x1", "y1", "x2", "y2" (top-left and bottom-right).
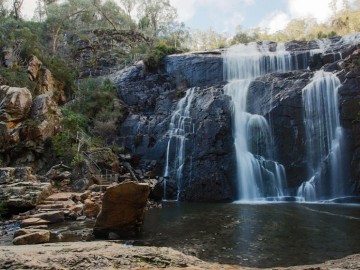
[{"x1": 138, "y1": 202, "x2": 360, "y2": 268}]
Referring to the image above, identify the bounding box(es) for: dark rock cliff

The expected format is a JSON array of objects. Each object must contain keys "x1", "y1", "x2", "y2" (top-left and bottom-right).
[
  {"x1": 110, "y1": 52, "x2": 235, "y2": 201},
  {"x1": 111, "y1": 36, "x2": 360, "y2": 201}
]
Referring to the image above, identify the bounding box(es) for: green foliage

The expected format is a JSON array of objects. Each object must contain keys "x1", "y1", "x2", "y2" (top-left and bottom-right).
[
  {"x1": 0, "y1": 65, "x2": 36, "y2": 90},
  {"x1": 61, "y1": 108, "x2": 88, "y2": 131},
  {"x1": 52, "y1": 78, "x2": 122, "y2": 164},
  {"x1": 52, "y1": 132, "x2": 77, "y2": 162},
  {"x1": 71, "y1": 153, "x2": 84, "y2": 167},
  {"x1": 110, "y1": 145, "x2": 125, "y2": 154},
  {"x1": 70, "y1": 78, "x2": 118, "y2": 120},
  {"x1": 0, "y1": 18, "x2": 47, "y2": 57},
  {"x1": 144, "y1": 41, "x2": 176, "y2": 71},
  {"x1": 42, "y1": 56, "x2": 76, "y2": 97}
]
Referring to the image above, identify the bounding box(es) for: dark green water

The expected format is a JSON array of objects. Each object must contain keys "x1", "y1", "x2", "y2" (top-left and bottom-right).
[{"x1": 138, "y1": 202, "x2": 360, "y2": 268}]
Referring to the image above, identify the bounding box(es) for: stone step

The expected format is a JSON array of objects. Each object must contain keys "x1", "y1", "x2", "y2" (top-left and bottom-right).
[
  {"x1": 21, "y1": 218, "x2": 50, "y2": 228},
  {"x1": 36, "y1": 208, "x2": 68, "y2": 212},
  {"x1": 36, "y1": 203, "x2": 65, "y2": 210},
  {"x1": 30, "y1": 211, "x2": 65, "y2": 223},
  {"x1": 46, "y1": 193, "x2": 75, "y2": 201}
]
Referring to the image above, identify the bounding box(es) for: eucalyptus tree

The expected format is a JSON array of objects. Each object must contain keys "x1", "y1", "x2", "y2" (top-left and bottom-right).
[
  {"x1": 118, "y1": 0, "x2": 137, "y2": 19},
  {"x1": 12, "y1": 0, "x2": 23, "y2": 20},
  {"x1": 137, "y1": 0, "x2": 177, "y2": 37}
]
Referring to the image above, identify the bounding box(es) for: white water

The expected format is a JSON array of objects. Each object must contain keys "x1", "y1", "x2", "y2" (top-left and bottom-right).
[
  {"x1": 223, "y1": 42, "x2": 290, "y2": 201},
  {"x1": 164, "y1": 88, "x2": 196, "y2": 200},
  {"x1": 297, "y1": 71, "x2": 345, "y2": 201}
]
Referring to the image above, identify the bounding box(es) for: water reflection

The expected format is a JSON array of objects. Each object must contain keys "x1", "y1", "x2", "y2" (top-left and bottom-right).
[{"x1": 139, "y1": 202, "x2": 360, "y2": 267}]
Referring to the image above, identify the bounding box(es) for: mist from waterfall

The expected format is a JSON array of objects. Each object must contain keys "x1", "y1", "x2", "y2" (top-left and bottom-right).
[
  {"x1": 164, "y1": 88, "x2": 196, "y2": 200},
  {"x1": 223, "y1": 42, "x2": 292, "y2": 201},
  {"x1": 297, "y1": 71, "x2": 346, "y2": 201}
]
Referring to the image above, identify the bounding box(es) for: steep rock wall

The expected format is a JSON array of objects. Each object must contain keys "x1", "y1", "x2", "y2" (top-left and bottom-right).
[{"x1": 112, "y1": 36, "x2": 360, "y2": 201}]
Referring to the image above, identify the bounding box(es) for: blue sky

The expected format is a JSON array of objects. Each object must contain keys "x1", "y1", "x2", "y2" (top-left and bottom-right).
[
  {"x1": 20, "y1": 0, "x2": 353, "y2": 34},
  {"x1": 169, "y1": 0, "x2": 353, "y2": 34}
]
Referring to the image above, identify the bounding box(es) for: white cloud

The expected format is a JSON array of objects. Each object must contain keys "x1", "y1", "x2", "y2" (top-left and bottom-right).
[
  {"x1": 223, "y1": 12, "x2": 245, "y2": 33},
  {"x1": 288, "y1": 0, "x2": 335, "y2": 23},
  {"x1": 258, "y1": 0, "x2": 355, "y2": 33},
  {"x1": 170, "y1": 0, "x2": 198, "y2": 22},
  {"x1": 169, "y1": 0, "x2": 252, "y2": 23},
  {"x1": 259, "y1": 11, "x2": 290, "y2": 34}
]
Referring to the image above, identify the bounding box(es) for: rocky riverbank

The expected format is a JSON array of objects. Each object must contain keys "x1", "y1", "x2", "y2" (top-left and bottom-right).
[{"x1": 0, "y1": 241, "x2": 359, "y2": 270}]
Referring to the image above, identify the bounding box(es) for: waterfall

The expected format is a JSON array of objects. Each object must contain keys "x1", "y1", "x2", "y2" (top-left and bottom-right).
[
  {"x1": 223, "y1": 42, "x2": 291, "y2": 201},
  {"x1": 164, "y1": 88, "x2": 196, "y2": 200},
  {"x1": 297, "y1": 71, "x2": 345, "y2": 201}
]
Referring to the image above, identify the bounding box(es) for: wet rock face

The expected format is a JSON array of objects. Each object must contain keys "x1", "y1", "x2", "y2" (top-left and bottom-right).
[
  {"x1": 337, "y1": 48, "x2": 360, "y2": 193},
  {"x1": 112, "y1": 55, "x2": 235, "y2": 201},
  {"x1": 247, "y1": 71, "x2": 311, "y2": 189},
  {"x1": 113, "y1": 40, "x2": 360, "y2": 201},
  {"x1": 164, "y1": 51, "x2": 223, "y2": 88},
  {"x1": 179, "y1": 88, "x2": 235, "y2": 201}
]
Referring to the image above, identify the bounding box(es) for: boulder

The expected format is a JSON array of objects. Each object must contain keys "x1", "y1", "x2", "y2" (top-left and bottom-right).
[
  {"x1": 83, "y1": 198, "x2": 101, "y2": 218},
  {"x1": 0, "y1": 167, "x2": 15, "y2": 184},
  {"x1": 93, "y1": 182, "x2": 150, "y2": 238},
  {"x1": 0, "y1": 167, "x2": 34, "y2": 185},
  {"x1": 1, "y1": 172, "x2": 52, "y2": 214},
  {"x1": 12, "y1": 229, "x2": 50, "y2": 245},
  {"x1": 14, "y1": 228, "x2": 48, "y2": 238},
  {"x1": 0, "y1": 85, "x2": 32, "y2": 122}
]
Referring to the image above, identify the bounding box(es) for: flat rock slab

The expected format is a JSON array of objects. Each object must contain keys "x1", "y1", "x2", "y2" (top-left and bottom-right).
[
  {"x1": 20, "y1": 218, "x2": 49, "y2": 228},
  {"x1": 31, "y1": 211, "x2": 64, "y2": 223},
  {"x1": 35, "y1": 203, "x2": 65, "y2": 209},
  {"x1": 46, "y1": 193, "x2": 76, "y2": 201}
]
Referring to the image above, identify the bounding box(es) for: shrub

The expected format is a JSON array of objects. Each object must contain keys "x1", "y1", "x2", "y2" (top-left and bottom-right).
[
  {"x1": 71, "y1": 153, "x2": 84, "y2": 167},
  {"x1": 144, "y1": 41, "x2": 176, "y2": 72},
  {"x1": 61, "y1": 108, "x2": 88, "y2": 131},
  {"x1": 42, "y1": 56, "x2": 76, "y2": 98},
  {"x1": 52, "y1": 132, "x2": 77, "y2": 164}
]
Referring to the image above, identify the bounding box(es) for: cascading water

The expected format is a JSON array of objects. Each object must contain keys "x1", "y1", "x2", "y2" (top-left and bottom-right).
[
  {"x1": 164, "y1": 88, "x2": 196, "y2": 200},
  {"x1": 223, "y1": 42, "x2": 292, "y2": 201},
  {"x1": 297, "y1": 71, "x2": 345, "y2": 201}
]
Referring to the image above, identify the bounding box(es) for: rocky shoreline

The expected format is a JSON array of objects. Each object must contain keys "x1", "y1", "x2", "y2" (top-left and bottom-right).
[{"x1": 0, "y1": 241, "x2": 359, "y2": 270}]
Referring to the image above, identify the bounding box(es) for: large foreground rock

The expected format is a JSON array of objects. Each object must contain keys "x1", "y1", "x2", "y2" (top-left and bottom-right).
[
  {"x1": 93, "y1": 181, "x2": 150, "y2": 238},
  {"x1": 0, "y1": 241, "x2": 359, "y2": 269}
]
